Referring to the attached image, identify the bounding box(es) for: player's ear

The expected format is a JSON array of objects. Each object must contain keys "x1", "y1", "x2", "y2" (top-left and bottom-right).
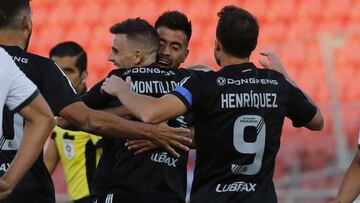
[
  {"x1": 80, "y1": 71, "x2": 87, "y2": 83},
  {"x1": 182, "y1": 49, "x2": 189, "y2": 63},
  {"x1": 21, "y1": 12, "x2": 32, "y2": 33},
  {"x1": 214, "y1": 39, "x2": 222, "y2": 52},
  {"x1": 134, "y1": 50, "x2": 143, "y2": 65},
  {"x1": 214, "y1": 39, "x2": 222, "y2": 66}
]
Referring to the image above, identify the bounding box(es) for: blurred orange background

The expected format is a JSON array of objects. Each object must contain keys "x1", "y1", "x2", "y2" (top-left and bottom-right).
[{"x1": 29, "y1": 1, "x2": 360, "y2": 202}]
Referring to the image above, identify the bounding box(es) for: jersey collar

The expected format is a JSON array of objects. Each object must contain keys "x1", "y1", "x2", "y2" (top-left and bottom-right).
[{"x1": 222, "y1": 62, "x2": 256, "y2": 71}]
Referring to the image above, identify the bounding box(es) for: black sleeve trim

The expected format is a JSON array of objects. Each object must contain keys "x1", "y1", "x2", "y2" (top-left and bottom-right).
[{"x1": 11, "y1": 89, "x2": 40, "y2": 113}]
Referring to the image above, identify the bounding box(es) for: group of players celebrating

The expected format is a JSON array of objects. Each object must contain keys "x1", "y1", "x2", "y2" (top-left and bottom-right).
[{"x1": 0, "y1": 0, "x2": 359, "y2": 203}]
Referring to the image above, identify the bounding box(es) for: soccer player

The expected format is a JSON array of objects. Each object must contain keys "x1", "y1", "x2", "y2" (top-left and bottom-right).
[
  {"x1": 82, "y1": 18, "x2": 192, "y2": 203},
  {"x1": 101, "y1": 5, "x2": 324, "y2": 203},
  {"x1": 125, "y1": 10, "x2": 193, "y2": 151},
  {"x1": 0, "y1": 47, "x2": 55, "y2": 199},
  {"x1": 44, "y1": 42, "x2": 101, "y2": 203},
  {"x1": 0, "y1": 1, "x2": 190, "y2": 203},
  {"x1": 155, "y1": 10, "x2": 191, "y2": 69},
  {"x1": 90, "y1": 12, "x2": 193, "y2": 203},
  {"x1": 333, "y1": 131, "x2": 360, "y2": 203}
]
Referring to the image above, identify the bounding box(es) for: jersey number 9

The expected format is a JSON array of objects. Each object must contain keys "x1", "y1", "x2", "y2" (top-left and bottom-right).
[{"x1": 232, "y1": 115, "x2": 266, "y2": 175}]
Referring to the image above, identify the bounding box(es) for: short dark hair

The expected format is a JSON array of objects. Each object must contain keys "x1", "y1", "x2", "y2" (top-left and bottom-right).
[
  {"x1": 155, "y1": 10, "x2": 192, "y2": 41},
  {"x1": 110, "y1": 18, "x2": 159, "y2": 55},
  {"x1": 49, "y1": 41, "x2": 87, "y2": 72},
  {"x1": 216, "y1": 5, "x2": 259, "y2": 58},
  {"x1": 0, "y1": 0, "x2": 30, "y2": 29}
]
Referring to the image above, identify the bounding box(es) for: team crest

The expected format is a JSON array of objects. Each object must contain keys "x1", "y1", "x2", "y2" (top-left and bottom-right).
[{"x1": 63, "y1": 140, "x2": 75, "y2": 160}]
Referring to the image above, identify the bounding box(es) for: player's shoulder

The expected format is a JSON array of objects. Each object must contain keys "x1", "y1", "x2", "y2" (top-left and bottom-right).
[
  {"x1": 0, "y1": 48, "x2": 19, "y2": 79},
  {"x1": 252, "y1": 64, "x2": 290, "y2": 86},
  {"x1": 260, "y1": 67, "x2": 286, "y2": 80},
  {"x1": 0, "y1": 46, "x2": 10, "y2": 58},
  {"x1": 0, "y1": 47, "x2": 14, "y2": 67},
  {"x1": 191, "y1": 68, "x2": 217, "y2": 79},
  {"x1": 27, "y1": 51, "x2": 57, "y2": 69},
  {"x1": 107, "y1": 67, "x2": 127, "y2": 77},
  {"x1": 1, "y1": 45, "x2": 53, "y2": 67}
]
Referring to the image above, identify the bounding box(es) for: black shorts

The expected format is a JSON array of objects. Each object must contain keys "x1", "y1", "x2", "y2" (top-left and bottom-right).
[
  {"x1": 93, "y1": 194, "x2": 108, "y2": 203},
  {"x1": 74, "y1": 196, "x2": 93, "y2": 203},
  {"x1": 104, "y1": 193, "x2": 184, "y2": 203}
]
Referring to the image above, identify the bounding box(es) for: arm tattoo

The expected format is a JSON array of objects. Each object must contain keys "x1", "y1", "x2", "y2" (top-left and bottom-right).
[{"x1": 79, "y1": 114, "x2": 103, "y2": 133}]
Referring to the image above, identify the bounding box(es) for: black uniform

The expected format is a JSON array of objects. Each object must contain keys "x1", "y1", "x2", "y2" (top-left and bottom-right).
[
  {"x1": 171, "y1": 62, "x2": 317, "y2": 203},
  {"x1": 82, "y1": 86, "x2": 122, "y2": 203},
  {"x1": 82, "y1": 64, "x2": 191, "y2": 203},
  {"x1": 0, "y1": 45, "x2": 80, "y2": 203}
]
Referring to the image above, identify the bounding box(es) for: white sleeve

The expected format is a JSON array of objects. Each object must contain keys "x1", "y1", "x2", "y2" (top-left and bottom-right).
[
  {"x1": 358, "y1": 131, "x2": 360, "y2": 149},
  {"x1": 0, "y1": 48, "x2": 38, "y2": 112}
]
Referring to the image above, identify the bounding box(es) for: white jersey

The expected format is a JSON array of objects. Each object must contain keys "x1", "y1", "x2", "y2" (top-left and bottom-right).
[{"x1": 0, "y1": 47, "x2": 38, "y2": 136}]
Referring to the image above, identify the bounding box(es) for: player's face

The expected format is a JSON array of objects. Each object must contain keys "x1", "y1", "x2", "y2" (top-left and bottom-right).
[
  {"x1": 108, "y1": 34, "x2": 137, "y2": 69},
  {"x1": 157, "y1": 26, "x2": 189, "y2": 69},
  {"x1": 52, "y1": 56, "x2": 83, "y2": 89}
]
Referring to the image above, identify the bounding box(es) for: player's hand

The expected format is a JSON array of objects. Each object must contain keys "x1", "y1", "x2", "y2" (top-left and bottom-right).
[
  {"x1": 259, "y1": 50, "x2": 289, "y2": 78},
  {"x1": 0, "y1": 178, "x2": 13, "y2": 200},
  {"x1": 101, "y1": 75, "x2": 132, "y2": 96},
  {"x1": 259, "y1": 50, "x2": 298, "y2": 86},
  {"x1": 125, "y1": 139, "x2": 158, "y2": 155},
  {"x1": 148, "y1": 122, "x2": 192, "y2": 158}
]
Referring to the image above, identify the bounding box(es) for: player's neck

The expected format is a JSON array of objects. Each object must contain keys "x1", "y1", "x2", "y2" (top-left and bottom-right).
[
  {"x1": 76, "y1": 84, "x2": 87, "y2": 95},
  {"x1": 139, "y1": 57, "x2": 156, "y2": 67},
  {"x1": 220, "y1": 54, "x2": 249, "y2": 68},
  {"x1": 0, "y1": 30, "x2": 26, "y2": 49}
]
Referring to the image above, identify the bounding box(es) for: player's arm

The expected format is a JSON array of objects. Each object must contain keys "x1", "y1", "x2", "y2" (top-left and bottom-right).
[
  {"x1": 102, "y1": 105, "x2": 134, "y2": 119},
  {"x1": 43, "y1": 138, "x2": 60, "y2": 175},
  {"x1": 101, "y1": 75, "x2": 187, "y2": 124},
  {"x1": 333, "y1": 149, "x2": 360, "y2": 203},
  {"x1": 126, "y1": 126, "x2": 195, "y2": 154},
  {"x1": 53, "y1": 70, "x2": 191, "y2": 158},
  {"x1": 59, "y1": 102, "x2": 190, "y2": 158},
  {"x1": 0, "y1": 95, "x2": 55, "y2": 199},
  {"x1": 303, "y1": 106, "x2": 323, "y2": 131},
  {"x1": 259, "y1": 50, "x2": 323, "y2": 131}
]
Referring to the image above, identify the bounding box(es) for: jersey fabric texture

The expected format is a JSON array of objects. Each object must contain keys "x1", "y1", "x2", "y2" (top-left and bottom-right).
[
  {"x1": 0, "y1": 45, "x2": 80, "y2": 203},
  {"x1": 52, "y1": 126, "x2": 101, "y2": 201},
  {"x1": 82, "y1": 64, "x2": 192, "y2": 203},
  {"x1": 171, "y1": 62, "x2": 317, "y2": 203}
]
